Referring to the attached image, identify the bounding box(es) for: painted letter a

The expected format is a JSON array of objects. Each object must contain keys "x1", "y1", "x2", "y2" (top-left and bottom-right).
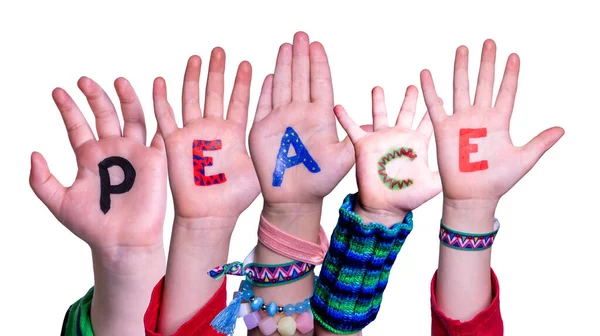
[{"x1": 272, "y1": 127, "x2": 320, "y2": 187}]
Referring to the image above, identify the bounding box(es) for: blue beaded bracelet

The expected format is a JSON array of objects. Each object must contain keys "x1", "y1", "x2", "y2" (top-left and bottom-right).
[
  {"x1": 239, "y1": 281, "x2": 311, "y2": 316},
  {"x1": 211, "y1": 279, "x2": 316, "y2": 335}
]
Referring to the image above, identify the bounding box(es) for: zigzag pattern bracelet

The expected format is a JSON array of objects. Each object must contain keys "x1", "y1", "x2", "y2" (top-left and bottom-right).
[
  {"x1": 439, "y1": 219, "x2": 500, "y2": 251},
  {"x1": 209, "y1": 260, "x2": 315, "y2": 287}
]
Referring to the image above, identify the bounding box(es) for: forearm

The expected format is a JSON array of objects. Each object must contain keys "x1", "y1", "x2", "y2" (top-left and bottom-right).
[
  {"x1": 435, "y1": 198, "x2": 497, "y2": 321},
  {"x1": 250, "y1": 202, "x2": 322, "y2": 336},
  {"x1": 158, "y1": 216, "x2": 235, "y2": 335},
  {"x1": 91, "y1": 244, "x2": 166, "y2": 336},
  {"x1": 315, "y1": 203, "x2": 404, "y2": 336},
  {"x1": 313, "y1": 195, "x2": 412, "y2": 335}
]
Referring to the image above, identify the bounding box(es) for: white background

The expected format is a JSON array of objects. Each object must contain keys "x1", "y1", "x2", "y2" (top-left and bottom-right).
[{"x1": 1, "y1": 0, "x2": 598, "y2": 334}]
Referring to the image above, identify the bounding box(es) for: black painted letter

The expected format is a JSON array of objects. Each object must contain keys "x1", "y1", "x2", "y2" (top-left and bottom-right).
[{"x1": 98, "y1": 156, "x2": 136, "y2": 214}]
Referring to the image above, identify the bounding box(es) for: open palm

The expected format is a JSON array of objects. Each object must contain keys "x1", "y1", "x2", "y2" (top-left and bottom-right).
[
  {"x1": 29, "y1": 77, "x2": 167, "y2": 250},
  {"x1": 153, "y1": 48, "x2": 259, "y2": 220},
  {"x1": 335, "y1": 86, "x2": 441, "y2": 214},
  {"x1": 420, "y1": 40, "x2": 564, "y2": 202},
  {"x1": 249, "y1": 32, "x2": 354, "y2": 205}
]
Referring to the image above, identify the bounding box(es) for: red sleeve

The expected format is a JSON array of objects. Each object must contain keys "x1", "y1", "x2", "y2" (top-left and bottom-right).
[
  {"x1": 144, "y1": 277, "x2": 227, "y2": 336},
  {"x1": 431, "y1": 269, "x2": 503, "y2": 336}
]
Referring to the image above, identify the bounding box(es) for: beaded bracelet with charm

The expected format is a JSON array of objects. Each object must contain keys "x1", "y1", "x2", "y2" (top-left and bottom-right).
[{"x1": 211, "y1": 280, "x2": 315, "y2": 336}]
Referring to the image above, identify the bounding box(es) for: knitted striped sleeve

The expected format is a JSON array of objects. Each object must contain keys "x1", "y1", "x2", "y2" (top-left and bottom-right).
[
  {"x1": 311, "y1": 193, "x2": 413, "y2": 334},
  {"x1": 61, "y1": 288, "x2": 95, "y2": 336}
]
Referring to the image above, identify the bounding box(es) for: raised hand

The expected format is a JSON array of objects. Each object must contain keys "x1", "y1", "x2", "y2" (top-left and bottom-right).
[
  {"x1": 30, "y1": 77, "x2": 167, "y2": 251},
  {"x1": 334, "y1": 86, "x2": 441, "y2": 221},
  {"x1": 424, "y1": 40, "x2": 565, "y2": 323},
  {"x1": 29, "y1": 77, "x2": 167, "y2": 335},
  {"x1": 151, "y1": 48, "x2": 261, "y2": 334},
  {"x1": 249, "y1": 32, "x2": 354, "y2": 208},
  {"x1": 153, "y1": 48, "x2": 260, "y2": 223},
  {"x1": 420, "y1": 40, "x2": 564, "y2": 205}
]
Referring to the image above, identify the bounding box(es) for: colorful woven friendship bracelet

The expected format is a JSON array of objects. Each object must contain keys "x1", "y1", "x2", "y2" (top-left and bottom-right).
[
  {"x1": 211, "y1": 280, "x2": 315, "y2": 336},
  {"x1": 439, "y1": 219, "x2": 500, "y2": 251},
  {"x1": 311, "y1": 193, "x2": 413, "y2": 334},
  {"x1": 208, "y1": 260, "x2": 315, "y2": 287}
]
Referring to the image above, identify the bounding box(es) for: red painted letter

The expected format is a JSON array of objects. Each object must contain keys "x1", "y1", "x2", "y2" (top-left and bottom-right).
[
  {"x1": 459, "y1": 128, "x2": 489, "y2": 172},
  {"x1": 193, "y1": 140, "x2": 227, "y2": 186}
]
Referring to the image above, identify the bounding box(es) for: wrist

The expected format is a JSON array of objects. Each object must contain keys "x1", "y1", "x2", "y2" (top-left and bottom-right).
[
  {"x1": 173, "y1": 215, "x2": 237, "y2": 243},
  {"x1": 90, "y1": 245, "x2": 165, "y2": 336},
  {"x1": 354, "y1": 195, "x2": 407, "y2": 228},
  {"x1": 168, "y1": 216, "x2": 233, "y2": 270},
  {"x1": 91, "y1": 243, "x2": 165, "y2": 276},
  {"x1": 442, "y1": 198, "x2": 498, "y2": 233},
  {"x1": 261, "y1": 201, "x2": 323, "y2": 242}
]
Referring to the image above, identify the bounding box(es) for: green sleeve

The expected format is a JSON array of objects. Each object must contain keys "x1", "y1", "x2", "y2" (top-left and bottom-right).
[{"x1": 61, "y1": 287, "x2": 95, "y2": 336}]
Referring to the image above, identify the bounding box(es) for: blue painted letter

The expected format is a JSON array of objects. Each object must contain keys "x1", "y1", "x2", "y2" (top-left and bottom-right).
[{"x1": 272, "y1": 127, "x2": 321, "y2": 187}]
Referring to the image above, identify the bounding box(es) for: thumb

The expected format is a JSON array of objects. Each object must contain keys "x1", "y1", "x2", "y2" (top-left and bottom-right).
[
  {"x1": 335, "y1": 137, "x2": 356, "y2": 177},
  {"x1": 150, "y1": 128, "x2": 166, "y2": 152},
  {"x1": 29, "y1": 152, "x2": 66, "y2": 218},
  {"x1": 520, "y1": 126, "x2": 565, "y2": 172},
  {"x1": 335, "y1": 124, "x2": 371, "y2": 178}
]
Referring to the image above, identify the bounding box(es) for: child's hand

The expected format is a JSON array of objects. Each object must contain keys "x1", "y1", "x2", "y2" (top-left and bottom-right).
[
  {"x1": 153, "y1": 48, "x2": 260, "y2": 224},
  {"x1": 420, "y1": 40, "x2": 564, "y2": 207},
  {"x1": 334, "y1": 86, "x2": 442, "y2": 224},
  {"x1": 152, "y1": 49, "x2": 260, "y2": 333},
  {"x1": 29, "y1": 77, "x2": 167, "y2": 335},
  {"x1": 424, "y1": 40, "x2": 565, "y2": 322},
  {"x1": 30, "y1": 77, "x2": 167, "y2": 253},
  {"x1": 249, "y1": 32, "x2": 354, "y2": 209}
]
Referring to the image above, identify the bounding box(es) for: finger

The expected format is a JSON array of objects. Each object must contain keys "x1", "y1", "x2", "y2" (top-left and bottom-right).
[
  {"x1": 226, "y1": 61, "x2": 252, "y2": 129},
  {"x1": 78, "y1": 76, "x2": 122, "y2": 138},
  {"x1": 29, "y1": 152, "x2": 67, "y2": 218},
  {"x1": 338, "y1": 125, "x2": 373, "y2": 145},
  {"x1": 152, "y1": 77, "x2": 178, "y2": 138},
  {"x1": 395, "y1": 85, "x2": 418, "y2": 129},
  {"x1": 334, "y1": 105, "x2": 365, "y2": 143},
  {"x1": 51, "y1": 88, "x2": 96, "y2": 151},
  {"x1": 204, "y1": 47, "x2": 226, "y2": 119},
  {"x1": 419, "y1": 70, "x2": 446, "y2": 124},
  {"x1": 330, "y1": 139, "x2": 355, "y2": 182},
  {"x1": 114, "y1": 77, "x2": 146, "y2": 145},
  {"x1": 254, "y1": 74, "x2": 274, "y2": 124},
  {"x1": 272, "y1": 43, "x2": 293, "y2": 107},
  {"x1": 416, "y1": 111, "x2": 434, "y2": 140},
  {"x1": 495, "y1": 53, "x2": 520, "y2": 114},
  {"x1": 519, "y1": 126, "x2": 564, "y2": 173},
  {"x1": 182, "y1": 55, "x2": 203, "y2": 125},
  {"x1": 473, "y1": 39, "x2": 497, "y2": 107},
  {"x1": 150, "y1": 129, "x2": 166, "y2": 152},
  {"x1": 309, "y1": 42, "x2": 334, "y2": 106},
  {"x1": 292, "y1": 32, "x2": 310, "y2": 102},
  {"x1": 371, "y1": 86, "x2": 389, "y2": 131},
  {"x1": 453, "y1": 46, "x2": 471, "y2": 110}
]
